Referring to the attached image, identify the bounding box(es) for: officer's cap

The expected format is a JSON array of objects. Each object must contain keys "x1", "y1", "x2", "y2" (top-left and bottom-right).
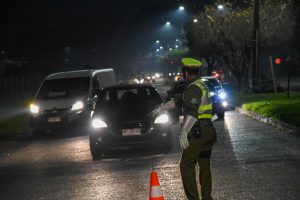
[{"x1": 181, "y1": 58, "x2": 202, "y2": 68}]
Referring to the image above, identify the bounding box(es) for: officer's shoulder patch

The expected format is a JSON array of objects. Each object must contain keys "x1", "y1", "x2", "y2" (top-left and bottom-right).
[{"x1": 190, "y1": 98, "x2": 198, "y2": 104}]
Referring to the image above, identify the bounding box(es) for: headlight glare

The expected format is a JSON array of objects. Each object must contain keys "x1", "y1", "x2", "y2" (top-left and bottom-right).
[
  {"x1": 219, "y1": 92, "x2": 226, "y2": 99},
  {"x1": 92, "y1": 118, "x2": 107, "y2": 129},
  {"x1": 72, "y1": 101, "x2": 84, "y2": 111},
  {"x1": 154, "y1": 114, "x2": 169, "y2": 124},
  {"x1": 222, "y1": 101, "x2": 228, "y2": 107},
  {"x1": 29, "y1": 104, "x2": 40, "y2": 114}
]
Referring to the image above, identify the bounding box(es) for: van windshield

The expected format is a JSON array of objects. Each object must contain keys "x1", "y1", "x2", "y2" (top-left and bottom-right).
[{"x1": 36, "y1": 77, "x2": 90, "y2": 100}]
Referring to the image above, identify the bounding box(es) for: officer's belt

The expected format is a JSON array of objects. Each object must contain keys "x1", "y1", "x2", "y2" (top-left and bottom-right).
[{"x1": 197, "y1": 119, "x2": 213, "y2": 127}]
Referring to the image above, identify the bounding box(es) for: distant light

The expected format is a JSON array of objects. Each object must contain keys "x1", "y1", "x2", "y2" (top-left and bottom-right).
[
  {"x1": 156, "y1": 49, "x2": 160, "y2": 52},
  {"x1": 169, "y1": 48, "x2": 173, "y2": 51},
  {"x1": 168, "y1": 73, "x2": 172, "y2": 76},
  {"x1": 160, "y1": 46, "x2": 163, "y2": 50},
  {"x1": 166, "y1": 21, "x2": 171, "y2": 26},
  {"x1": 177, "y1": 73, "x2": 180, "y2": 75},
  {"x1": 193, "y1": 19, "x2": 198, "y2": 23},
  {"x1": 155, "y1": 73, "x2": 160, "y2": 78},
  {"x1": 175, "y1": 45, "x2": 179, "y2": 48},
  {"x1": 176, "y1": 39, "x2": 179, "y2": 42},
  {"x1": 156, "y1": 40, "x2": 160, "y2": 44},
  {"x1": 179, "y1": 6, "x2": 185, "y2": 11},
  {"x1": 218, "y1": 5, "x2": 225, "y2": 10},
  {"x1": 275, "y1": 58, "x2": 281, "y2": 65}
]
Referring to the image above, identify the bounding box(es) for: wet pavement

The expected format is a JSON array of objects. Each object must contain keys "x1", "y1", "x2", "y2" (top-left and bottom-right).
[{"x1": 0, "y1": 111, "x2": 300, "y2": 200}]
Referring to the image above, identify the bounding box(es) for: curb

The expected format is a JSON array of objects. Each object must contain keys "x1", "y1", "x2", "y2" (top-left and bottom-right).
[{"x1": 234, "y1": 106, "x2": 300, "y2": 135}]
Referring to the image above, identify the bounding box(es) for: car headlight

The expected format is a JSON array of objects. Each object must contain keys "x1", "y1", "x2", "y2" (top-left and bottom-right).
[
  {"x1": 219, "y1": 91, "x2": 226, "y2": 99},
  {"x1": 154, "y1": 114, "x2": 169, "y2": 124},
  {"x1": 29, "y1": 103, "x2": 40, "y2": 114},
  {"x1": 222, "y1": 101, "x2": 228, "y2": 107},
  {"x1": 92, "y1": 118, "x2": 107, "y2": 129},
  {"x1": 71, "y1": 101, "x2": 84, "y2": 111}
]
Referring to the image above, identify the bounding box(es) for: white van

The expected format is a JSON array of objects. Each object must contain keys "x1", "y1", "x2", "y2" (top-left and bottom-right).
[{"x1": 29, "y1": 69, "x2": 117, "y2": 133}]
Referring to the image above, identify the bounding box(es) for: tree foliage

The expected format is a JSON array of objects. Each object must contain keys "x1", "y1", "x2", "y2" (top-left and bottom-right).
[{"x1": 187, "y1": 0, "x2": 296, "y2": 88}]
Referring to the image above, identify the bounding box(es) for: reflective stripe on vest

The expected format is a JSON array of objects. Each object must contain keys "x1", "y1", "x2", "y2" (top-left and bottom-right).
[{"x1": 188, "y1": 79, "x2": 213, "y2": 119}]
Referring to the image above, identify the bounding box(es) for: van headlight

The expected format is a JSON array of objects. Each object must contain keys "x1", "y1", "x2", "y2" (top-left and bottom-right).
[
  {"x1": 71, "y1": 101, "x2": 84, "y2": 111},
  {"x1": 154, "y1": 114, "x2": 169, "y2": 124},
  {"x1": 29, "y1": 103, "x2": 40, "y2": 114},
  {"x1": 92, "y1": 118, "x2": 107, "y2": 129}
]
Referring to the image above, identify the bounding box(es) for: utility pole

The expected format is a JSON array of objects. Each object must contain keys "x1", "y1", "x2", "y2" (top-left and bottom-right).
[{"x1": 252, "y1": 0, "x2": 260, "y2": 89}]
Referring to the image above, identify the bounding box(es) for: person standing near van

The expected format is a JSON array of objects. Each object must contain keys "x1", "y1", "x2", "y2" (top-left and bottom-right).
[{"x1": 151, "y1": 58, "x2": 217, "y2": 200}]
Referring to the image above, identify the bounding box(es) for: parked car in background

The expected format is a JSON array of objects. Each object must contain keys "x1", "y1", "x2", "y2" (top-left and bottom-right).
[
  {"x1": 29, "y1": 69, "x2": 117, "y2": 134},
  {"x1": 201, "y1": 76, "x2": 228, "y2": 119},
  {"x1": 89, "y1": 84, "x2": 172, "y2": 158}
]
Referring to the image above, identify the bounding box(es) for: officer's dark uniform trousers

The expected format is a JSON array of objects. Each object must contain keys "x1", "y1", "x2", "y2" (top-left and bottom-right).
[{"x1": 180, "y1": 119, "x2": 216, "y2": 200}]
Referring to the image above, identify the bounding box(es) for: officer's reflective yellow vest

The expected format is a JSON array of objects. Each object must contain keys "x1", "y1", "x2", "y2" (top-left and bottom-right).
[{"x1": 189, "y1": 79, "x2": 213, "y2": 119}]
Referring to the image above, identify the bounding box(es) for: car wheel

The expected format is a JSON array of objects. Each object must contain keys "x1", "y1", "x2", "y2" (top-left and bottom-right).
[{"x1": 90, "y1": 137, "x2": 103, "y2": 159}]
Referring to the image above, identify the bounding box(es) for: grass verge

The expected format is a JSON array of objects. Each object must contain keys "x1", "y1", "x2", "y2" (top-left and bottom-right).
[
  {"x1": 0, "y1": 114, "x2": 29, "y2": 135},
  {"x1": 232, "y1": 92, "x2": 300, "y2": 128}
]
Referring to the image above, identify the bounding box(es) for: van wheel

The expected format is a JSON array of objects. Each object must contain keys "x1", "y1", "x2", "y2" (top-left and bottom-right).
[{"x1": 29, "y1": 129, "x2": 45, "y2": 137}]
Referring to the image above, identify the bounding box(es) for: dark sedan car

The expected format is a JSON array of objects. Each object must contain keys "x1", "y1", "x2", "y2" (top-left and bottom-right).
[{"x1": 89, "y1": 84, "x2": 172, "y2": 158}]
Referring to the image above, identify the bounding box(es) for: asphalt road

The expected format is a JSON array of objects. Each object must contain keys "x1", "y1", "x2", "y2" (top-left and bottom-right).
[{"x1": 0, "y1": 111, "x2": 300, "y2": 200}]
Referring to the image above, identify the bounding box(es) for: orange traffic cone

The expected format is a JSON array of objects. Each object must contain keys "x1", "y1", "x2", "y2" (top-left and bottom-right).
[{"x1": 149, "y1": 170, "x2": 164, "y2": 200}]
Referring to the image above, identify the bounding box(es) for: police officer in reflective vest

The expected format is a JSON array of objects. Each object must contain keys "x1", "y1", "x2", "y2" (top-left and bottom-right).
[{"x1": 151, "y1": 57, "x2": 217, "y2": 200}]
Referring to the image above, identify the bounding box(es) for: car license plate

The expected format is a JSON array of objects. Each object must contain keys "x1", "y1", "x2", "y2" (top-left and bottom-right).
[
  {"x1": 122, "y1": 128, "x2": 141, "y2": 136},
  {"x1": 48, "y1": 117, "x2": 61, "y2": 123}
]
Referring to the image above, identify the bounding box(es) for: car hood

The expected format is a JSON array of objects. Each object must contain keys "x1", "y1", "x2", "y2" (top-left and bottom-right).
[
  {"x1": 34, "y1": 97, "x2": 86, "y2": 110},
  {"x1": 94, "y1": 103, "x2": 160, "y2": 122}
]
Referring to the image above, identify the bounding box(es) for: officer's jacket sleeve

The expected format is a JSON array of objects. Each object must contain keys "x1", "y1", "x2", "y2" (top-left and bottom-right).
[{"x1": 183, "y1": 85, "x2": 202, "y2": 118}]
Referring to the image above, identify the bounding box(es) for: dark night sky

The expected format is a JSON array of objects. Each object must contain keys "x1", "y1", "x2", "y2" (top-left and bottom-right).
[
  {"x1": 1, "y1": 0, "x2": 299, "y2": 73},
  {"x1": 1, "y1": 0, "x2": 190, "y2": 70}
]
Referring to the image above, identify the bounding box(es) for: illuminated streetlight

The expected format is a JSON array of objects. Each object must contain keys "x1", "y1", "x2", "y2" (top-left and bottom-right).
[
  {"x1": 193, "y1": 19, "x2": 198, "y2": 23},
  {"x1": 156, "y1": 40, "x2": 160, "y2": 44},
  {"x1": 175, "y1": 45, "x2": 179, "y2": 49},
  {"x1": 156, "y1": 49, "x2": 160, "y2": 52},
  {"x1": 217, "y1": 5, "x2": 225, "y2": 11},
  {"x1": 166, "y1": 21, "x2": 171, "y2": 26},
  {"x1": 169, "y1": 48, "x2": 173, "y2": 51},
  {"x1": 179, "y1": 6, "x2": 185, "y2": 11},
  {"x1": 160, "y1": 46, "x2": 163, "y2": 50}
]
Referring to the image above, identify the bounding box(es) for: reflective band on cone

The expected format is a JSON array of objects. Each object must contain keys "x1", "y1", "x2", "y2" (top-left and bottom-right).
[{"x1": 149, "y1": 171, "x2": 164, "y2": 200}]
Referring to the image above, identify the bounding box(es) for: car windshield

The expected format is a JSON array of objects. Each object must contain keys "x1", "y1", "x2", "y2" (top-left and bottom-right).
[
  {"x1": 98, "y1": 87, "x2": 161, "y2": 105},
  {"x1": 36, "y1": 77, "x2": 90, "y2": 100},
  {"x1": 202, "y1": 78, "x2": 222, "y2": 92}
]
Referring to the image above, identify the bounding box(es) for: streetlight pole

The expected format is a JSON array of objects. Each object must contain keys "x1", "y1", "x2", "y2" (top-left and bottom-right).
[{"x1": 252, "y1": 0, "x2": 260, "y2": 88}]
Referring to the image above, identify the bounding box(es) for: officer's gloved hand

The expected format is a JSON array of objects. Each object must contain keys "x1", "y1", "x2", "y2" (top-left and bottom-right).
[
  {"x1": 179, "y1": 131, "x2": 189, "y2": 150},
  {"x1": 149, "y1": 106, "x2": 162, "y2": 117}
]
